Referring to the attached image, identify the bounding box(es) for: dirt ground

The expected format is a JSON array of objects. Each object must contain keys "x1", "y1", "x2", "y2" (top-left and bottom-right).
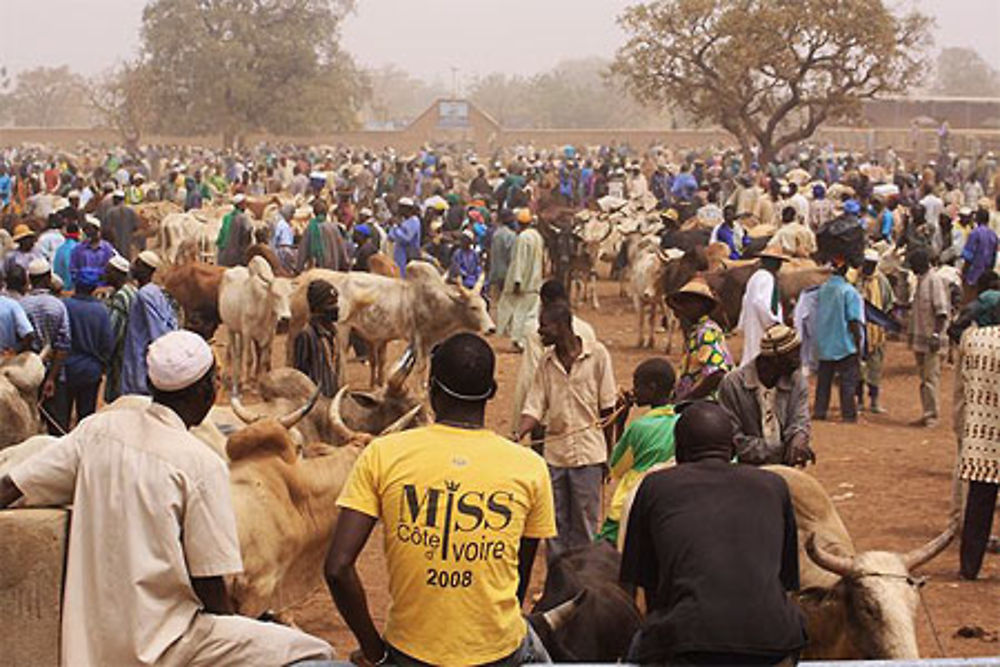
[{"x1": 255, "y1": 278, "x2": 1000, "y2": 660}]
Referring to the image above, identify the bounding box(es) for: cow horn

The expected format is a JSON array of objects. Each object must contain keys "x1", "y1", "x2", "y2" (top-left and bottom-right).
[
  {"x1": 230, "y1": 391, "x2": 263, "y2": 424},
  {"x1": 386, "y1": 346, "x2": 416, "y2": 393},
  {"x1": 902, "y1": 523, "x2": 957, "y2": 570},
  {"x1": 656, "y1": 249, "x2": 673, "y2": 264},
  {"x1": 379, "y1": 404, "x2": 423, "y2": 435},
  {"x1": 38, "y1": 344, "x2": 53, "y2": 364},
  {"x1": 806, "y1": 533, "x2": 855, "y2": 577},
  {"x1": 471, "y1": 270, "x2": 485, "y2": 295},
  {"x1": 278, "y1": 385, "x2": 321, "y2": 429},
  {"x1": 541, "y1": 590, "x2": 587, "y2": 632},
  {"x1": 328, "y1": 385, "x2": 361, "y2": 442}
]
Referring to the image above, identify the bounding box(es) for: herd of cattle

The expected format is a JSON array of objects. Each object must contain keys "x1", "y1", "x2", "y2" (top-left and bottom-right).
[{"x1": 0, "y1": 192, "x2": 961, "y2": 661}]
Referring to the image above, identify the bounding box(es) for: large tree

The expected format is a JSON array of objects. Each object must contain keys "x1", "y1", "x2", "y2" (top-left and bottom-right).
[
  {"x1": 88, "y1": 62, "x2": 157, "y2": 152},
  {"x1": 613, "y1": 0, "x2": 931, "y2": 166},
  {"x1": 932, "y1": 47, "x2": 1000, "y2": 98},
  {"x1": 140, "y1": 0, "x2": 367, "y2": 147},
  {"x1": 3, "y1": 66, "x2": 91, "y2": 127}
]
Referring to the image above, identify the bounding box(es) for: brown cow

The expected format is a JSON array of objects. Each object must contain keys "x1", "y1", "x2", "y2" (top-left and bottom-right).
[
  {"x1": 368, "y1": 252, "x2": 400, "y2": 278},
  {"x1": 159, "y1": 262, "x2": 226, "y2": 339},
  {"x1": 245, "y1": 243, "x2": 292, "y2": 278},
  {"x1": 227, "y1": 407, "x2": 421, "y2": 617}
]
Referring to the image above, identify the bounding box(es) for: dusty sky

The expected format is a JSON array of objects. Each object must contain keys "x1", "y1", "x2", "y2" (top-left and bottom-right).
[{"x1": 1, "y1": 0, "x2": 998, "y2": 87}]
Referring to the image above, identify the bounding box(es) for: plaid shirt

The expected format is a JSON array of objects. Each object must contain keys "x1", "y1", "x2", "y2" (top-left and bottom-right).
[{"x1": 20, "y1": 289, "x2": 71, "y2": 352}]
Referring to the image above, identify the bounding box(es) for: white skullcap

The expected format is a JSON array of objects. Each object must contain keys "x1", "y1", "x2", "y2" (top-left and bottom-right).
[
  {"x1": 232, "y1": 193, "x2": 246, "y2": 204},
  {"x1": 863, "y1": 248, "x2": 879, "y2": 263},
  {"x1": 84, "y1": 214, "x2": 101, "y2": 228},
  {"x1": 359, "y1": 207, "x2": 373, "y2": 217},
  {"x1": 113, "y1": 189, "x2": 125, "y2": 198},
  {"x1": 108, "y1": 254, "x2": 130, "y2": 273},
  {"x1": 137, "y1": 250, "x2": 162, "y2": 269},
  {"x1": 67, "y1": 189, "x2": 81, "y2": 199},
  {"x1": 398, "y1": 196, "x2": 415, "y2": 207},
  {"x1": 147, "y1": 330, "x2": 215, "y2": 392},
  {"x1": 27, "y1": 257, "x2": 51, "y2": 276}
]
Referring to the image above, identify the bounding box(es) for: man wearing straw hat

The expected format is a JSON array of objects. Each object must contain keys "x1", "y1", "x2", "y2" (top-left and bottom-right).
[
  {"x1": 718, "y1": 323, "x2": 815, "y2": 467},
  {"x1": 2, "y1": 224, "x2": 44, "y2": 279},
  {"x1": 667, "y1": 278, "x2": 733, "y2": 402}
]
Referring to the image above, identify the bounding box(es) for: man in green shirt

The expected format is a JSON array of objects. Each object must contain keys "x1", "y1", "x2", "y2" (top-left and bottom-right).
[{"x1": 597, "y1": 358, "x2": 679, "y2": 546}]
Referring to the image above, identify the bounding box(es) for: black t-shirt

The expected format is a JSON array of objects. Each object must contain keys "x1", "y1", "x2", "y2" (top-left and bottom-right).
[{"x1": 620, "y1": 460, "x2": 806, "y2": 662}]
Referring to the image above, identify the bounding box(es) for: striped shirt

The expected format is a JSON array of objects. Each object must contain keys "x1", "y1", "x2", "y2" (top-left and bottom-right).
[{"x1": 20, "y1": 289, "x2": 71, "y2": 352}]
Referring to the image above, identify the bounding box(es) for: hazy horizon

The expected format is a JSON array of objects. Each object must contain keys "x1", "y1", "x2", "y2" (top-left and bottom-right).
[{"x1": 1, "y1": 0, "x2": 999, "y2": 90}]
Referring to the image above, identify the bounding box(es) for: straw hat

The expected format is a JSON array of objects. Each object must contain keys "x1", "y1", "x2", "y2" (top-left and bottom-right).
[
  {"x1": 667, "y1": 279, "x2": 718, "y2": 309},
  {"x1": 757, "y1": 245, "x2": 790, "y2": 262},
  {"x1": 12, "y1": 224, "x2": 36, "y2": 242}
]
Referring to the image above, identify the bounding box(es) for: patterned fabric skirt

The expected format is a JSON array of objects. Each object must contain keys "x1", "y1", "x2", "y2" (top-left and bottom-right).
[{"x1": 960, "y1": 326, "x2": 1000, "y2": 484}]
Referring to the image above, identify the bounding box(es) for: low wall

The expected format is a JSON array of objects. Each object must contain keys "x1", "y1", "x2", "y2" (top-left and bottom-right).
[
  {"x1": 0, "y1": 508, "x2": 69, "y2": 667},
  {"x1": 2, "y1": 126, "x2": 1000, "y2": 157}
]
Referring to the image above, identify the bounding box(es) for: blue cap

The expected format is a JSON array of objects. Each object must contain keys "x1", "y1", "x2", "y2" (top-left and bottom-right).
[
  {"x1": 355, "y1": 223, "x2": 371, "y2": 237},
  {"x1": 844, "y1": 200, "x2": 861, "y2": 215}
]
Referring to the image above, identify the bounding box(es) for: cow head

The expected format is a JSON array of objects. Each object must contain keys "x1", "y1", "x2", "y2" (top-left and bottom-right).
[
  {"x1": 802, "y1": 527, "x2": 955, "y2": 659},
  {"x1": 450, "y1": 272, "x2": 495, "y2": 336},
  {"x1": 529, "y1": 543, "x2": 642, "y2": 663},
  {"x1": 248, "y1": 256, "x2": 293, "y2": 331},
  {"x1": 231, "y1": 350, "x2": 425, "y2": 446}
]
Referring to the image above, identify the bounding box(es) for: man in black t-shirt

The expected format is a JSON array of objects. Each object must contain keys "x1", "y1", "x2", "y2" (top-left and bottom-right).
[{"x1": 620, "y1": 401, "x2": 806, "y2": 665}]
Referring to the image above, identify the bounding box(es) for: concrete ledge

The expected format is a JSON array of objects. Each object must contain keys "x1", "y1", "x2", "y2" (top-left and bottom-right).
[{"x1": 0, "y1": 509, "x2": 69, "y2": 667}]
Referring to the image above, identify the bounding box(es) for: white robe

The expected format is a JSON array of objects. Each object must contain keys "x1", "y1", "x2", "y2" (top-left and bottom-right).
[{"x1": 737, "y1": 269, "x2": 783, "y2": 366}]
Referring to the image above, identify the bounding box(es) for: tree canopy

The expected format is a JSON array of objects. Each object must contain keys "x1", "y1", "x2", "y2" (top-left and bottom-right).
[
  {"x1": 613, "y1": 0, "x2": 932, "y2": 165},
  {"x1": 139, "y1": 0, "x2": 368, "y2": 146},
  {"x1": 0, "y1": 66, "x2": 91, "y2": 127},
  {"x1": 467, "y1": 58, "x2": 674, "y2": 130},
  {"x1": 932, "y1": 47, "x2": 1000, "y2": 98}
]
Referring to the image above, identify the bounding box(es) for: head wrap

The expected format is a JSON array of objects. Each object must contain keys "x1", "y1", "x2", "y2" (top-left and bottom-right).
[{"x1": 307, "y1": 280, "x2": 336, "y2": 312}]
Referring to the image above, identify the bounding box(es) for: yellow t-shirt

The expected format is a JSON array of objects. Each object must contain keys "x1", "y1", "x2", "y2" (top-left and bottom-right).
[{"x1": 337, "y1": 424, "x2": 557, "y2": 666}]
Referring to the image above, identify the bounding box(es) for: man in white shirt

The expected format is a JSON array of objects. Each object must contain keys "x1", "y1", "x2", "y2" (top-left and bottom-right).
[
  {"x1": 920, "y1": 186, "x2": 945, "y2": 254},
  {"x1": 787, "y1": 182, "x2": 810, "y2": 228},
  {"x1": 0, "y1": 330, "x2": 334, "y2": 666},
  {"x1": 738, "y1": 249, "x2": 789, "y2": 366}
]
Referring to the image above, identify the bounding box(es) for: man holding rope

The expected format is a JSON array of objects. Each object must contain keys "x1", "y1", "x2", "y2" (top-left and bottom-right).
[{"x1": 518, "y1": 300, "x2": 618, "y2": 562}]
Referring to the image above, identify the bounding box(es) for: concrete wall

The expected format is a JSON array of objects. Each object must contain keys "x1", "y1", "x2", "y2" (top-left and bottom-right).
[
  {"x1": 0, "y1": 509, "x2": 68, "y2": 667},
  {"x1": 3, "y1": 125, "x2": 999, "y2": 157}
]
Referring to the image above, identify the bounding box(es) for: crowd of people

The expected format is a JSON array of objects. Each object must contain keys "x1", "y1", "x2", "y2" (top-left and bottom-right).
[{"x1": 0, "y1": 134, "x2": 999, "y2": 665}]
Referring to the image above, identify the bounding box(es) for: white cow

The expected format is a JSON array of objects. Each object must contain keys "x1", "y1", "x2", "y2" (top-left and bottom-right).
[{"x1": 219, "y1": 256, "x2": 295, "y2": 391}]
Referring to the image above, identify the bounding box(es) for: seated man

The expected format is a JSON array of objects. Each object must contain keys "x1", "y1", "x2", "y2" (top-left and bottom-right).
[
  {"x1": 621, "y1": 401, "x2": 807, "y2": 665},
  {"x1": 0, "y1": 330, "x2": 333, "y2": 665},
  {"x1": 718, "y1": 323, "x2": 815, "y2": 467},
  {"x1": 596, "y1": 357, "x2": 679, "y2": 546},
  {"x1": 326, "y1": 332, "x2": 556, "y2": 666}
]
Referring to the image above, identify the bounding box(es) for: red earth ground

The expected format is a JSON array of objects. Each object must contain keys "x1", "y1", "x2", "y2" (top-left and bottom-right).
[{"x1": 246, "y1": 278, "x2": 1000, "y2": 660}]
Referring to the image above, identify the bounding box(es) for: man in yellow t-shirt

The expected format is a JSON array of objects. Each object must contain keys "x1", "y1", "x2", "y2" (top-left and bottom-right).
[{"x1": 326, "y1": 333, "x2": 557, "y2": 667}]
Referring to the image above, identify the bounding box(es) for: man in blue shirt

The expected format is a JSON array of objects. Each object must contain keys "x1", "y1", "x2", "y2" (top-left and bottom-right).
[
  {"x1": 448, "y1": 231, "x2": 482, "y2": 289},
  {"x1": 63, "y1": 272, "x2": 114, "y2": 423},
  {"x1": 121, "y1": 251, "x2": 178, "y2": 396},
  {"x1": 69, "y1": 216, "x2": 116, "y2": 288},
  {"x1": 961, "y1": 208, "x2": 999, "y2": 304},
  {"x1": 0, "y1": 273, "x2": 34, "y2": 353},
  {"x1": 814, "y1": 259, "x2": 864, "y2": 422},
  {"x1": 271, "y1": 203, "x2": 297, "y2": 274},
  {"x1": 20, "y1": 258, "x2": 72, "y2": 433},
  {"x1": 388, "y1": 197, "x2": 421, "y2": 277}
]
